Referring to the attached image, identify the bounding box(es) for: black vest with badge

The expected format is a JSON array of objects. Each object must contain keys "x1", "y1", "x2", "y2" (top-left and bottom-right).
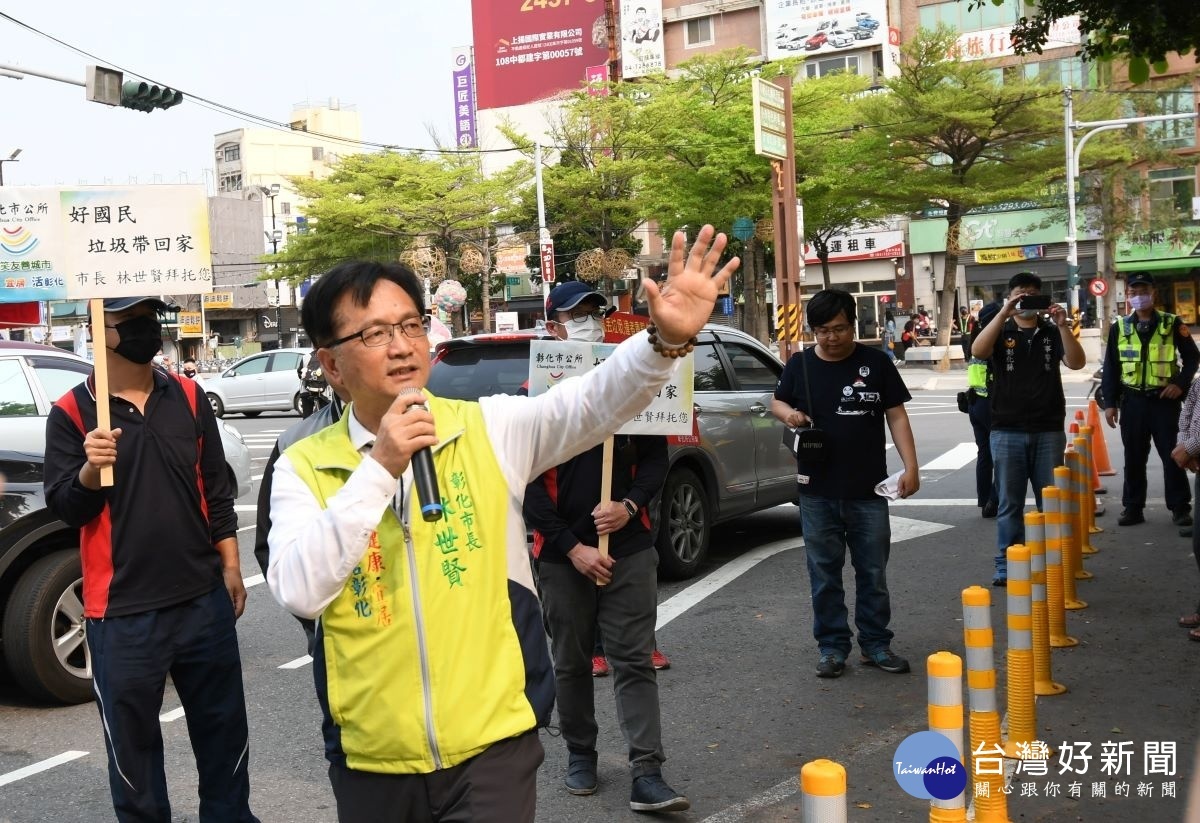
[{"x1": 988, "y1": 318, "x2": 1065, "y2": 432}]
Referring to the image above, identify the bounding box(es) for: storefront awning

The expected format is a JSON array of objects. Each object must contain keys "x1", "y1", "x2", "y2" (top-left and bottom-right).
[{"x1": 1114, "y1": 257, "x2": 1200, "y2": 273}]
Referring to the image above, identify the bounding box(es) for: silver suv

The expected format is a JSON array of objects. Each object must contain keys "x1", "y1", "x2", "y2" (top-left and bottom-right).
[{"x1": 427, "y1": 325, "x2": 797, "y2": 578}]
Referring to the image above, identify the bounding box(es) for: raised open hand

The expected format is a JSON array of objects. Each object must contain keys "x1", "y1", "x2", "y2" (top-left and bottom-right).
[{"x1": 642, "y1": 225, "x2": 740, "y2": 345}]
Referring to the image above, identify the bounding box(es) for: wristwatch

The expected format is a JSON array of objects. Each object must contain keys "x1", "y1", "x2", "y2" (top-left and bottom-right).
[{"x1": 622, "y1": 498, "x2": 638, "y2": 519}]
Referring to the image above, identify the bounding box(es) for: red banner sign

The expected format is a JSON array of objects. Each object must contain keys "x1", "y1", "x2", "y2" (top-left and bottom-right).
[
  {"x1": 539, "y1": 241, "x2": 556, "y2": 285},
  {"x1": 471, "y1": 0, "x2": 611, "y2": 110}
]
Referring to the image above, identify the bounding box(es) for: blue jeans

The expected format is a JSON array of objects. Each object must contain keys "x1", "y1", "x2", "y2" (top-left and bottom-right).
[
  {"x1": 990, "y1": 429, "x2": 1066, "y2": 577},
  {"x1": 799, "y1": 495, "x2": 893, "y2": 659}
]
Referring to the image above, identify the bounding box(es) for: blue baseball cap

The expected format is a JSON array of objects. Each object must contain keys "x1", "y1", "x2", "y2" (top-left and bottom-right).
[
  {"x1": 102, "y1": 296, "x2": 179, "y2": 313},
  {"x1": 546, "y1": 281, "x2": 606, "y2": 315}
]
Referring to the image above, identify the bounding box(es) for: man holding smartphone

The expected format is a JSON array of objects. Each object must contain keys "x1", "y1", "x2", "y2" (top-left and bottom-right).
[
  {"x1": 1101, "y1": 271, "x2": 1198, "y2": 528},
  {"x1": 972, "y1": 272, "x2": 1087, "y2": 585}
]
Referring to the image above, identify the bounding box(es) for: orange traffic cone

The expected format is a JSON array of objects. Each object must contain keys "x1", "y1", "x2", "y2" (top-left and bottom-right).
[{"x1": 1087, "y1": 398, "x2": 1116, "y2": 476}]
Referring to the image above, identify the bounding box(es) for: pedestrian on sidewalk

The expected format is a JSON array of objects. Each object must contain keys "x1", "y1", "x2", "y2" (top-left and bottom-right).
[
  {"x1": 1102, "y1": 271, "x2": 1198, "y2": 528},
  {"x1": 771, "y1": 288, "x2": 920, "y2": 680},
  {"x1": 1170, "y1": 377, "x2": 1200, "y2": 639},
  {"x1": 972, "y1": 271, "x2": 1086, "y2": 586}
]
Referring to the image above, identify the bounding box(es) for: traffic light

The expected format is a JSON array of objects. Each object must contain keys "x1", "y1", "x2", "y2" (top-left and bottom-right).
[{"x1": 120, "y1": 80, "x2": 184, "y2": 113}]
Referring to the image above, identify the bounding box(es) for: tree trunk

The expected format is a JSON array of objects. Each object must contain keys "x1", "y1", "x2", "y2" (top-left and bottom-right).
[
  {"x1": 819, "y1": 254, "x2": 832, "y2": 291},
  {"x1": 935, "y1": 210, "x2": 963, "y2": 372}
]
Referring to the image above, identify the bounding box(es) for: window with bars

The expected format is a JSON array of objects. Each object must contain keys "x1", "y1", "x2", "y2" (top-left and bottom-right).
[{"x1": 685, "y1": 16, "x2": 714, "y2": 47}]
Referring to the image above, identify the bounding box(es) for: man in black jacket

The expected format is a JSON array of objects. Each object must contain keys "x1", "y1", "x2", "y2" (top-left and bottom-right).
[{"x1": 524, "y1": 281, "x2": 687, "y2": 814}]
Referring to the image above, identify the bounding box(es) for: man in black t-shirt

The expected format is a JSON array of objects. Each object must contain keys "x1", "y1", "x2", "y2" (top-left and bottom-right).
[
  {"x1": 972, "y1": 271, "x2": 1086, "y2": 586},
  {"x1": 771, "y1": 289, "x2": 920, "y2": 680}
]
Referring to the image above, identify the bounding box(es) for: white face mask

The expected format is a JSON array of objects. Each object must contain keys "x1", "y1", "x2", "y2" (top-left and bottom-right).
[
  {"x1": 152, "y1": 354, "x2": 165, "y2": 365},
  {"x1": 566, "y1": 316, "x2": 605, "y2": 343}
]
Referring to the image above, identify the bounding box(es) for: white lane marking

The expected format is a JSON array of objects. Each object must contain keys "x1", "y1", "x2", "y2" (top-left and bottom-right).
[
  {"x1": 280, "y1": 655, "x2": 313, "y2": 670},
  {"x1": 0, "y1": 751, "x2": 89, "y2": 787},
  {"x1": 247, "y1": 445, "x2": 275, "y2": 451},
  {"x1": 700, "y1": 776, "x2": 799, "y2": 823},
  {"x1": 237, "y1": 525, "x2": 255, "y2": 534},
  {"x1": 251, "y1": 474, "x2": 264, "y2": 482},
  {"x1": 160, "y1": 708, "x2": 185, "y2": 723},
  {"x1": 244, "y1": 574, "x2": 265, "y2": 588},
  {"x1": 656, "y1": 515, "x2": 947, "y2": 632},
  {"x1": 922, "y1": 443, "x2": 978, "y2": 471},
  {"x1": 234, "y1": 504, "x2": 257, "y2": 513},
  {"x1": 890, "y1": 497, "x2": 1036, "y2": 507}
]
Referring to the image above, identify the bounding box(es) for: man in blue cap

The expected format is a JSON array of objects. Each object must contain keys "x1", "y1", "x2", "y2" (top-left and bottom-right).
[
  {"x1": 43, "y1": 295, "x2": 259, "y2": 823},
  {"x1": 1102, "y1": 271, "x2": 1199, "y2": 527}
]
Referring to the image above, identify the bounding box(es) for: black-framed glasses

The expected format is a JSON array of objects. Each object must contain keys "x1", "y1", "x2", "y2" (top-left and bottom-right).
[
  {"x1": 813, "y1": 323, "x2": 853, "y2": 339},
  {"x1": 325, "y1": 317, "x2": 431, "y2": 348},
  {"x1": 566, "y1": 307, "x2": 606, "y2": 323}
]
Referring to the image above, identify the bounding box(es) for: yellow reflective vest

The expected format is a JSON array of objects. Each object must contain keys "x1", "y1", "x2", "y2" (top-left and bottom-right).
[
  {"x1": 1118, "y1": 313, "x2": 1178, "y2": 390},
  {"x1": 285, "y1": 397, "x2": 552, "y2": 774}
]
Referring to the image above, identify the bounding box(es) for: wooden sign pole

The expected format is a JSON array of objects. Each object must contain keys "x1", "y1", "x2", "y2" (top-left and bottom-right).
[
  {"x1": 88, "y1": 298, "x2": 114, "y2": 487},
  {"x1": 595, "y1": 435, "x2": 615, "y2": 586}
]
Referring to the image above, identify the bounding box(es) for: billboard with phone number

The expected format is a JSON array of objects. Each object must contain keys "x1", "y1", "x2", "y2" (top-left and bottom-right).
[{"x1": 471, "y1": 0, "x2": 611, "y2": 110}]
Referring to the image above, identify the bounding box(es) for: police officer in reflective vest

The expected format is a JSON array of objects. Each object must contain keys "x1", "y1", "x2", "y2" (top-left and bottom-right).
[
  {"x1": 1102, "y1": 272, "x2": 1200, "y2": 527},
  {"x1": 967, "y1": 300, "x2": 1001, "y2": 519}
]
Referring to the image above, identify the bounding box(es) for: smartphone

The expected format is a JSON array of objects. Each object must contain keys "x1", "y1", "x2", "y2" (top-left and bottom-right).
[{"x1": 1016, "y1": 294, "x2": 1052, "y2": 311}]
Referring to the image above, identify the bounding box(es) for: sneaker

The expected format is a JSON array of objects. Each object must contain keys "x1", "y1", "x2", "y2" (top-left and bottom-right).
[
  {"x1": 591, "y1": 655, "x2": 610, "y2": 677},
  {"x1": 651, "y1": 649, "x2": 671, "y2": 670},
  {"x1": 981, "y1": 500, "x2": 998, "y2": 519},
  {"x1": 1173, "y1": 509, "x2": 1193, "y2": 527},
  {"x1": 630, "y1": 773, "x2": 690, "y2": 813},
  {"x1": 992, "y1": 575, "x2": 1007, "y2": 587},
  {"x1": 815, "y1": 654, "x2": 846, "y2": 679},
  {"x1": 1182, "y1": 525, "x2": 1194, "y2": 538},
  {"x1": 861, "y1": 648, "x2": 911, "y2": 674},
  {"x1": 1118, "y1": 508, "x2": 1145, "y2": 526},
  {"x1": 565, "y1": 753, "x2": 598, "y2": 796}
]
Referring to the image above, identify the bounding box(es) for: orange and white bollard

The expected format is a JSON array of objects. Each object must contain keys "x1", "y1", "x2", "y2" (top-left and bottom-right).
[
  {"x1": 801, "y1": 759, "x2": 847, "y2": 823},
  {"x1": 1041, "y1": 486, "x2": 1078, "y2": 648},
  {"x1": 961, "y1": 587, "x2": 1010, "y2": 822},
  {"x1": 1025, "y1": 511, "x2": 1066, "y2": 695},
  {"x1": 1053, "y1": 466, "x2": 1087, "y2": 609},
  {"x1": 1077, "y1": 428, "x2": 1103, "y2": 539},
  {"x1": 927, "y1": 651, "x2": 967, "y2": 822},
  {"x1": 1003, "y1": 544, "x2": 1037, "y2": 758},
  {"x1": 1066, "y1": 450, "x2": 1095, "y2": 577}
]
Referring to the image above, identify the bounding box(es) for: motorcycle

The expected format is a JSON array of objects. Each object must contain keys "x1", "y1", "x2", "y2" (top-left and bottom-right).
[{"x1": 300, "y1": 385, "x2": 331, "y2": 418}]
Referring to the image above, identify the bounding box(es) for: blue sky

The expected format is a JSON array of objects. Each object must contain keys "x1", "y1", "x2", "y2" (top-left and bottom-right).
[{"x1": 0, "y1": 0, "x2": 473, "y2": 187}]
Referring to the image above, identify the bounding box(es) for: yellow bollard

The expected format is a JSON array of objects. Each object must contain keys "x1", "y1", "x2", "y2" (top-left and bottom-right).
[
  {"x1": 927, "y1": 651, "x2": 967, "y2": 822},
  {"x1": 1025, "y1": 512, "x2": 1067, "y2": 695},
  {"x1": 1079, "y1": 425, "x2": 1104, "y2": 535},
  {"x1": 800, "y1": 758, "x2": 847, "y2": 823},
  {"x1": 1074, "y1": 434, "x2": 1100, "y2": 552},
  {"x1": 1041, "y1": 486, "x2": 1079, "y2": 648},
  {"x1": 1066, "y1": 450, "x2": 1095, "y2": 579},
  {"x1": 1054, "y1": 466, "x2": 1087, "y2": 609},
  {"x1": 1004, "y1": 545, "x2": 1037, "y2": 758},
  {"x1": 961, "y1": 587, "x2": 1011, "y2": 822}
]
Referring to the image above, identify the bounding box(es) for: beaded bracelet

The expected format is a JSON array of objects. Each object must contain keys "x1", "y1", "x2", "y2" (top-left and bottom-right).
[{"x1": 646, "y1": 322, "x2": 697, "y2": 359}]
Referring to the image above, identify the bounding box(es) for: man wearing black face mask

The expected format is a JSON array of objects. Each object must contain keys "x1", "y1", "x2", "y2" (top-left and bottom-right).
[{"x1": 43, "y1": 296, "x2": 260, "y2": 823}]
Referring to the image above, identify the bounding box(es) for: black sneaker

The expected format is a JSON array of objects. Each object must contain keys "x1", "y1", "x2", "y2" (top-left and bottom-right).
[
  {"x1": 815, "y1": 654, "x2": 846, "y2": 679},
  {"x1": 565, "y1": 752, "x2": 598, "y2": 796},
  {"x1": 1173, "y1": 509, "x2": 1193, "y2": 527},
  {"x1": 992, "y1": 575, "x2": 1007, "y2": 587},
  {"x1": 1118, "y1": 508, "x2": 1145, "y2": 526},
  {"x1": 630, "y1": 774, "x2": 690, "y2": 813},
  {"x1": 1181, "y1": 525, "x2": 1194, "y2": 538},
  {"x1": 981, "y1": 500, "x2": 998, "y2": 519},
  {"x1": 861, "y1": 648, "x2": 911, "y2": 674}
]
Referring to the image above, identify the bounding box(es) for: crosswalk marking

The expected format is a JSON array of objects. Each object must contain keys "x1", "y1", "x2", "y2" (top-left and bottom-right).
[
  {"x1": 0, "y1": 752, "x2": 88, "y2": 787},
  {"x1": 922, "y1": 443, "x2": 978, "y2": 471}
]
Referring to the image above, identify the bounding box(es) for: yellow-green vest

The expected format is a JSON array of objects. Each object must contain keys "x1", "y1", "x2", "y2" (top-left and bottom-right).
[
  {"x1": 285, "y1": 396, "x2": 552, "y2": 774},
  {"x1": 967, "y1": 357, "x2": 990, "y2": 397},
  {"x1": 1118, "y1": 313, "x2": 1178, "y2": 390}
]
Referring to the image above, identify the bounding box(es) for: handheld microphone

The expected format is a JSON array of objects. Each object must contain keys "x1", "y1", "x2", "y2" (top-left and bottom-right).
[{"x1": 401, "y1": 387, "x2": 443, "y2": 522}]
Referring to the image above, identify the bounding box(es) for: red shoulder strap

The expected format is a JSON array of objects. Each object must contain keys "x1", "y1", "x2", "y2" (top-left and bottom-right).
[{"x1": 53, "y1": 388, "x2": 87, "y2": 435}]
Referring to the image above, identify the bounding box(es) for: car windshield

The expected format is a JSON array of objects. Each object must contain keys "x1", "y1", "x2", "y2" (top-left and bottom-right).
[{"x1": 427, "y1": 343, "x2": 533, "y2": 400}]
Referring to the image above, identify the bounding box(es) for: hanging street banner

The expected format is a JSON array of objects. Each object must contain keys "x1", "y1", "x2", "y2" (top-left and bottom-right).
[
  {"x1": 0, "y1": 185, "x2": 212, "y2": 303},
  {"x1": 619, "y1": 0, "x2": 664, "y2": 79},
  {"x1": 526, "y1": 339, "x2": 694, "y2": 436},
  {"x1": 451, "y1": 46, "x2": 478, "y2": 148}
]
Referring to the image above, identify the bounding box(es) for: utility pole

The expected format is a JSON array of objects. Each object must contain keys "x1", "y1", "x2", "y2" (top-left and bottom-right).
[
  {"x1": 0, "y1": 148, "x2": 20, "y2": 185},
  {"x1": 535, "y1": 142, "x2": 554, "y2": 312}
]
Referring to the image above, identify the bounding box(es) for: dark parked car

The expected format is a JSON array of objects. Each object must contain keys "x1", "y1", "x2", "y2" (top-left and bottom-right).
[
  {"x1": 0, "y1": 341, "x2": 252, "y2": 704},
  {"x1": 427, "y1": 325, "x2": 797, "y2": 578}
]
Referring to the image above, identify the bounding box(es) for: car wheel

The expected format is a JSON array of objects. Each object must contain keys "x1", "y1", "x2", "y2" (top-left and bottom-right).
[
  {"x1": 655, "y1": 467, "x2": 709, "y2": 579},
  {"x1": 293, "y1": 392, "x2": 303, "y2": 415},
  {"x1": 207, "y1": 393, "x2": 225, "y2": 418},
  {"x1": 2, "y1": 549, "x2": 93, "y2": 704}
]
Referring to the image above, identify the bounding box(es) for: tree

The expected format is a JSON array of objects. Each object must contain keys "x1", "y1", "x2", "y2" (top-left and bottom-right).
[
  {"x1": 854, "y1": 26, "x2": 1066, "y2": 359},
  {"x1": 269, "y1": 150, "x2": 531, "y2": 318},
  {"x1": 791, "y1": 73, "x2": 895, "y2": 291},
  {"x1": 972, "y1": 0, "x2": 1200, "y2": 81}
]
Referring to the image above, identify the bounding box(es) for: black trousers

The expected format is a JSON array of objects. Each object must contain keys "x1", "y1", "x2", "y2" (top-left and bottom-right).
[
  {"x1": 1119, "y1": 391, "x2": 1191, "y2": 512},
  {"x1": 88, "y1": 587, "x2": 258, "y2": 823},
  {"x1": 328, "y1": 731, "x2": 543, "y2": 823},
  {"x1": 968, "y1": 397, "x2": 997, "y2": 508}
]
